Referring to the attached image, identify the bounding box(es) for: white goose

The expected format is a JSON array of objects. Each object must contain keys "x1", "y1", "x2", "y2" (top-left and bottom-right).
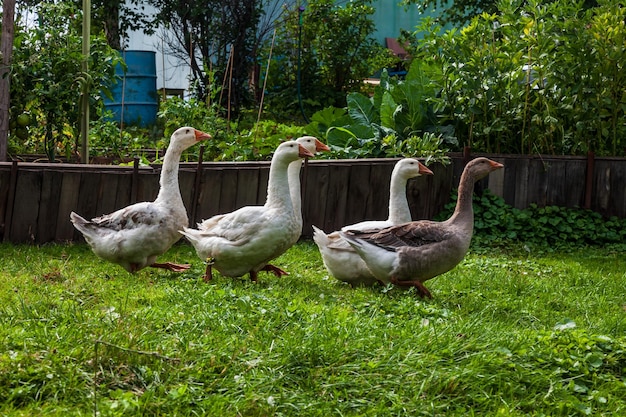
[
  {"x1": 313, "y1": 158, "x2": 433, "y2": 286},
  {"x1": 70, "y1": 127, "x2": 212, "y2": 273},
  {"x1": 288, "y1": 136, "x2": 330, "y2": 246},
  {"x1": 181, "y1": 140, "x2": 314, "y2": 282},
  {"x1": 341, "y1": 157, "x2": 504, "y2": 298}
]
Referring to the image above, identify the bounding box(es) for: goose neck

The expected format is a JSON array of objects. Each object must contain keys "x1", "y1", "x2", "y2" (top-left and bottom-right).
[
  {"x1": 449, "y1": 169, "x2": 476, "y2": 226},
  {"x1": 288, "y1": 160, "x2": 303, "y2": 219},
  {"x1": 155, "y1": 145, "x2": 183, "y2": 205},
  {"x1": 387, "y1": 175, "x2": 411, "y2": 224},
  {"x1": 266, "y1": 158, "x2": 294, "y2": 212}
]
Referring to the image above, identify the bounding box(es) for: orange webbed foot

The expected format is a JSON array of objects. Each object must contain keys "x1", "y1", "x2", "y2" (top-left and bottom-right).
[
  {"x1": 261, "y1": 264, "x2": 288, "y2": 278},
  {"x1": 390, "y1": 277, "x2": 432, "y2": 298},
  {"x1": 151, "y1": 262, "x2": 191, "y2": 272}
]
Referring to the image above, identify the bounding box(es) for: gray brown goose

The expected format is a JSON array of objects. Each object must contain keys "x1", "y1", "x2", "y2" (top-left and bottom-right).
[{"x1": 341, "y1": 157, "x2": 503, "y2": 297}]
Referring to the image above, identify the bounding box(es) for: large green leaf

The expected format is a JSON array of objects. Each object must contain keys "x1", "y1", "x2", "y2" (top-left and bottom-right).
[
  {"x1": 380, "y1": 91, "x2": 398, "y2": 130},
  {"x1": 347, "y1": 92, "x2": 380, "y2": 126},
  {"x1": 392, "y1": 81, "x2": 426, "y2": 136},
  {"x1": 326, "y1": 126, "x2": 359, "y2": 148}
]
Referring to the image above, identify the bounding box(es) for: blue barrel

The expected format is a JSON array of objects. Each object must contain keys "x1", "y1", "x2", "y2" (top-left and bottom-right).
[{"x1": 104, "y1": 50, "x2": 158, "y2": 127}]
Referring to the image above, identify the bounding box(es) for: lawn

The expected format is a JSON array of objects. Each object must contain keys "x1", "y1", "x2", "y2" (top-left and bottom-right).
[{"x1": 0, "y1": 241, "x2": 624, "y2": 416}]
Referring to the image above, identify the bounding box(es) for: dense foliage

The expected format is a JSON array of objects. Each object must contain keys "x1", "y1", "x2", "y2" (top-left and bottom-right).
[
  {"x1": 262, "y1": 0, "x2": 394, "y2": 122},
  {"x1": 295, "y1": 0, "x2": 626, "y2": 157},
  {"x1": 7, "y1": 0, "x2": 626, "y2": 160},
  {"x1": 402, "y1": 0, "x2": 626, "y2": 156},
  {"x1": 8, "y1": 2, "x2": 120, "y2": 162},
  {"x1": 302, "y1": 66, "x2": 456, "y2": 163},
  {"x1": 149, "y1": 0, "x2": 263, "y2": 114},
  {"x1": 401, "y1": 0, "x2": 599, "y2": 26},
  {"x1": 436, "y1": 189, "x2": 626, "y2": 248}
]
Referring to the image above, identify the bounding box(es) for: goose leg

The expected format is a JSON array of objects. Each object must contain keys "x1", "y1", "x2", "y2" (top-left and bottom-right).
[
  {"x1": 390, "y1": 277, "x2": 433, "y2": 299},
  {"x1": 203, "y1": 258, "x2": 215, "y2": 282},
  {"x1": 247, "y1": 265, "x2": 287, "y2": 282},
  {"x1": 151, "y1": 262, "x2": 191, "y2": 272},
  {"x1": 249, "y1": 270, "x2": 258, "y2": 282},
  {"x1": 261, "y1": 264, "x2": 288, "y2": 277}
]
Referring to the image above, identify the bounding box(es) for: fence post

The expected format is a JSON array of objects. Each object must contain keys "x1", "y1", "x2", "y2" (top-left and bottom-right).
[
  {"x1": 2, "y1": 160, "x2": 18, "y2": 242},
  {"x1": 584, "y1": 151, "x2": 595, "y2": 209},
  {"x1": 463, "y1": 146, "x2": 471, "y2": 165},
  {"x1": 190, "y1": 144, "x2": 205, "y2": 226},
  {"x1": 131, "y1": 157, "x2": 139, "y2": 204}
]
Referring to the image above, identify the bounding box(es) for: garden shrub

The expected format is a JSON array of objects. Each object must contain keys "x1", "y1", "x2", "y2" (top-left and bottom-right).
[
  {"x1": 436, "y1": 189, "x2": 626, "y2": 248},
  {"x1": 9, "y1": 2, "x2": 119, "y2": 161},
  {"x1": 404, "y1": 0, "x2": 626, "y2": 156}
]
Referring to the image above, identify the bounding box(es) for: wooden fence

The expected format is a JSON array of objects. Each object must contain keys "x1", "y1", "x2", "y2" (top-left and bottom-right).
[{"x1": 0, "y1": 153, "x2": 624, "y2": 244}]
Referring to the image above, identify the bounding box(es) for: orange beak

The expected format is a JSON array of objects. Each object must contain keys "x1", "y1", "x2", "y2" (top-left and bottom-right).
[
  {"x1": 418, "y1": 161, "x2": 434, "y2": 176},
  {"x1": 298, "y1": 144, "x2": 315, "y2": 158},
  {"x1": 314, "y1": 139, "x2": 331, "y2": 152},
  {"x1": 194, "y1": 129, "x2": 212, "y2": 141},
  {"x1": 489, "y1": 160, "x2": 504, "y2": 170}
]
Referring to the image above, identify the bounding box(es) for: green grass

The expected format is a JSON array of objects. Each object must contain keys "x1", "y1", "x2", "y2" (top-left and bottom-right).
[{"x1": 0, "y1": 241, "x2": 624, "y2": 416}]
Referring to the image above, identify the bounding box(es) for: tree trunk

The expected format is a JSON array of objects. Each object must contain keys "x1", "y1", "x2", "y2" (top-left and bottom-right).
[
  {"x1": 0, "y1": 0, "x2": 16, "y2": 162},
  {"x1": 103, "y1": 0, "x2": 121, "y2": 50}
]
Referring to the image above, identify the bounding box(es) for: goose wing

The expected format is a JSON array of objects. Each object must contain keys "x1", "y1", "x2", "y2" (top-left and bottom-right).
[{"x1": 345, "y1": 220, "x2": 453, "y2": 251}]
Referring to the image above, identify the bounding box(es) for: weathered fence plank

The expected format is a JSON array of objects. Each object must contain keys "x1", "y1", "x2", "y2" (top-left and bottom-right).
[
  {"x1": 195, "y1": 168, "x2": 223, "y2": 225},
  {"x1": 0, "y1": 154, "x2": 625, "y2": 244},
  {"x1": 95, "y1": 172, "x2": 123, "y2": 218},
  {"x1": 10, "y1": 170, "x2": 41, "y2": 243},
  {"x1": 218, "y1": 168, "x2": 239, "y2": 214},
  {"x1": 303, "y1": 164, "x2": 330, "y2": 235},
  {"x1": 55, "y1": 172, "x2": 81, "y2": 242},
  {"x1": 593, "y1": 159, "x2": 626, "y2": 218},
  {"x1": 256, "y1": 165, "x2": 270, "y2": 206},
  {"x1": 418, "y1": 162, "x2": 452, "y2": 220},
  {"x1": 364, "y1": 163, "x2": 394, "y2": 222},
  {"x1": 0, "y1": 166, "x2": 11, "y2": 238},
  {"x1": 610, "y1": 161, "x2": 626, "y2": 218},
  {"x1": 179, "y1": 169, "x2": 196, "y2": 222},
  {"x1": 2, "y1": 161, "x2": 18, "y2": 242},
  {"x1": 301, "y1": 161, "x2": 330, "y2": 237},
  {"x1": 526, "y1": 158, "x2": 549, "y2": 207},
  {"x1": 564, "y1": 159, "x2": 586, "y2": 208},
  {"x1": 343, "y1": 164, "x2": 371, "y2": 227},
  {"x1": 235, "y1": 168, "x2": 261, "y2": 208},
  {"x1": 136, "y1": 170, "x2": 159, "y2": 203},
  {"x1": 37, "y1": 170, "x2": 63, "y2": 243},
  {"x1": 322, "y1": 164, "x2": 351, "y2": 233}
]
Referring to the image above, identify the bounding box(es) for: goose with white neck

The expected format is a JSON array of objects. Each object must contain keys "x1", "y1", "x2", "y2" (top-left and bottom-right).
[
  {"x1": 181, "y1": 140, "x2": 314, "y2": 282},
  {"x1": 341, "y1": 157, "x2": 503, "y2": 297},
  {"x1": 288, "y1": 136, "x2": 330, "y2": 246},
  {"x1": 70, "y1": 127, "x2": 212, "y2": 273},
  {"x1": 313, "y1": 158, "x2": 433, "y2": 286}
]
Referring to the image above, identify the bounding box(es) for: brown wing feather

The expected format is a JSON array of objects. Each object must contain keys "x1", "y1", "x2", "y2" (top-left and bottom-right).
[
  {"x1": 345, "y1": 220, "x2": 452, "y2": 251},
  {"x1": 90, "y1": 203, "x2": 161, "y2": 231}
]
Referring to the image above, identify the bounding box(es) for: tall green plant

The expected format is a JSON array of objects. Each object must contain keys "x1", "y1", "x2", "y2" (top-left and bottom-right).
[
  {"x1": 407, "y1": 0, "x2": 626, "y2": 156},
  {"x1": 304, "y1": 62, "x2": 456, "y2": 161},
  {"x1": 10, "y1": 2, "x2": 119, "y2": 161},
  {"x1": 263, "y1": 0, "x2": 393, "y2": 121}
]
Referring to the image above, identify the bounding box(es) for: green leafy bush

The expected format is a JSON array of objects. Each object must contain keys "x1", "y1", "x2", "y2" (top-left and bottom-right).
[
  {"x1": 9, "y1": 2, "x2": 119, "y2": 161},
  {"x1": 262, "y1": 0, "x2": 394, "y2": 121},
  {"x1": 303, "y1": 64, "x2": 456, "y2": 163},
  {"x1": 405, "y1": 0, "x2": 626, "y2": 156},
  {"x1": 436, "y1": 189, "x2": 626, "y2": 248},
  {"x1": 156, "y1": 98, "x2": 307, "y2": 161}
]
